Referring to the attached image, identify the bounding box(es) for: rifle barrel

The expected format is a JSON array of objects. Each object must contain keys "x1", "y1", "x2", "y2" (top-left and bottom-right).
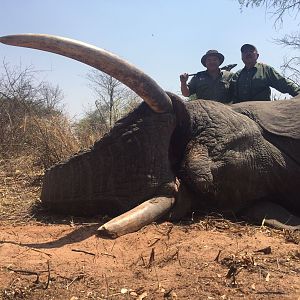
[{"x1": 187, "y1": 64, "x2": 237, "y2": 77}]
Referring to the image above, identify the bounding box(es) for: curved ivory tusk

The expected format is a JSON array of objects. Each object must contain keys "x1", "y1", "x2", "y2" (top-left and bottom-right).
[
  {"x1": 244, "y1": 201, "x2": 300, "y2": 231},
  {"x1": 97, "y1": 197, "x2": 175, "y2": 238},
  {"x1": 0, "y1": 34, "x2": 172, "y2": 113}
]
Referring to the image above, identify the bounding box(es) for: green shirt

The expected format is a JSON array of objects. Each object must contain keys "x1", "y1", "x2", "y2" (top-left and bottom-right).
[
  {"x1": 231, "y1": 62, "x2": 300, "y2": 103},
  {"x1": 188, "y1": 70, "x2": 233, "y2": 103}
]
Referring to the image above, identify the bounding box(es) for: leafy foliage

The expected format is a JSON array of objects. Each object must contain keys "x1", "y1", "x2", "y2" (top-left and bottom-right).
[{"x1": 239, "y1": 0, "x2": 300, "y2": 23}]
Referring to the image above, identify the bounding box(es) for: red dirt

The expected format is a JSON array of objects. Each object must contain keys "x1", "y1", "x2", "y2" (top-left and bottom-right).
[
  {"x1": 1, "y1": 219, "x2": 299, "y2": 300},
  {"x1": 0, "y1": 160, "x2": 299, "y2": 299}
]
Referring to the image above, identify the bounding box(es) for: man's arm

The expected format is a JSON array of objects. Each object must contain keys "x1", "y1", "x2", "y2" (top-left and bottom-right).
[
  {"x1": 180, "y1": 73, "x2": 190, "y2": 97},
  {"x1": 268, "y1": 66, "x2": 300, "y2": 97},
  {"x1": 228, "y1": 71, "x2": 240, "y2": 103}
]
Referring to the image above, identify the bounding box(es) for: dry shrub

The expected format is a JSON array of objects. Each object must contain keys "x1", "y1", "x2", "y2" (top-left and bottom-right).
[
  {"x1": 0, "y1": 154, "x2": 44, "y2": 223},
  {"x1": 74, "y1": 116, "x2": 108, "y2": 149},
  {"x1": 0, "y1": 112, "x2": 82, "y2": 169},
  {"x1": 20, "y1": 114, "x2": 82, "y2": 168},
  {"x1": 0, "y1": 62, "x2": 81, "y2": 168}
]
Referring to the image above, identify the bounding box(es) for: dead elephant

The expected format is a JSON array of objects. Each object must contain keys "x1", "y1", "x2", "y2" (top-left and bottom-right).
[{"x1": 1, "y1": 34, "x2": 299, "y2": 238}]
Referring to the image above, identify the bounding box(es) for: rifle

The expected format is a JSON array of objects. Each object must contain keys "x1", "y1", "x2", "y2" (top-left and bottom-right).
[{"x1": 188, "y1": 63, "x2": 237, "y2": 77}]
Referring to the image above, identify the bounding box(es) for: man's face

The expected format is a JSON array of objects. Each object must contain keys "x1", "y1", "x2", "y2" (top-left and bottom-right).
[
  {"x1": 241, "y1": 48, "x2": 259, "y2": 66},
  {"x1": 205, "y1": 55, "x2": 220, "y2": 71}
]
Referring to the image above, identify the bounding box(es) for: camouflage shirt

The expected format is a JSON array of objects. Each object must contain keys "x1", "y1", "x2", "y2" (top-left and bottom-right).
[
  {"x1": 231, "y1": 62, "x2": 300, "y2": 103},
  {"x1": 188, "y1": 70, "x2": 233, "y2": 103}
]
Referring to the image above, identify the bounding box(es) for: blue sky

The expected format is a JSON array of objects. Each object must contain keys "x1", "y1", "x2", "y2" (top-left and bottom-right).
[{"x1": 0, "y1": 0, "x2": 298, "y2": 118}]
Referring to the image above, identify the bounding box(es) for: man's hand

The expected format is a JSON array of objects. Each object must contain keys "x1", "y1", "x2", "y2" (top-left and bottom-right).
[
  {"x1": 180, "y1": 73, "x2": 189, "y2": 83},
  {"x1": 180, "y1": 73, "x2": 190, "y2": 97}
]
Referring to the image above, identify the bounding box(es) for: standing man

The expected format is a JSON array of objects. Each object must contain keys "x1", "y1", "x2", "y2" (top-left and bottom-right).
[
  {"x1": 180, "y1": 50, "x2": 233, "y2": 104},
  {"x1": 231, "y1": 44, "x2": 300, "y2": 103}
]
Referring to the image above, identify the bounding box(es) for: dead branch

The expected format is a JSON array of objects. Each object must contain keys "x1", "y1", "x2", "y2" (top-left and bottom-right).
[{"x1": 71, "y1": 248, "x2": 96, "y2": 256}]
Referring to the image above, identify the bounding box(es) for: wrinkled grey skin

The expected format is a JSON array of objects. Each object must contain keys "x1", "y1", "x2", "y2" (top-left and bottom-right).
[
  {"x1": 42, "y1": 93, "x2": 300, "y2": 230},
  {"x1": 171, "y1": 96, "x2": 300, "y2": 229},
  {"x1": 42, "y1": 101, "x2": 177, "y2": 217},
  {"x1": 1, "y1": 34, "x2": 299, "y2": 230}
]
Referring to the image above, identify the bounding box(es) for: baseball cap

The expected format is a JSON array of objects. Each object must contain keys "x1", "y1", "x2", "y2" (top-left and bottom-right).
[{"x1": 241, "y1": 44, "x2": 258, "y2": 52}]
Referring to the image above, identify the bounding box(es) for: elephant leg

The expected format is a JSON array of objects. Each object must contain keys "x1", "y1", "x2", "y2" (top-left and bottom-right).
[{"x1": 242, "y1": 201, "x2": 300, "y2": 230}]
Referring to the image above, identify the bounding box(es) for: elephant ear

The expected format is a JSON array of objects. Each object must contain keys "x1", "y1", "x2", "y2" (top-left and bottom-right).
[
  {"x1": 233, "y1": 97, "x2": 300, "y2": 164},
  {"x1": 233, "y1": 98, "x2": 300, "y2": 139}
]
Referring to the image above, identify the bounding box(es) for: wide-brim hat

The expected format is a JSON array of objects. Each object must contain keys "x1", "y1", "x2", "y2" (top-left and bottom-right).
[
  {"x1": 241, "y1": 44, "x2": 258, "y2": 52},
  {"x1": 201, "y1": 50, "x2": 224, "y2": 67}
]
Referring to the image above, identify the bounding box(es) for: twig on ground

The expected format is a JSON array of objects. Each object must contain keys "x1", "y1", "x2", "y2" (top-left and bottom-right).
[
  {"x1": 148, "y1": 237, "x2": 161, "y2": 247},
  {"x1": 43, "y1": 260, "x2": 51, "y2": 290},
  {"x1": 71, "y1": 248, "x2": 95, "y2": 256},
  {"x1": 110, "y1": 240, "x2": 116, "y2": 252},
  {"x1": 6, "y1": 266, "x2": 50, "y2": 284},
  {"x1": 66, "y1": 273, "x2": 84, "y2": 289},
  {"x1": 104, "y1": 273, "x2": 110, "y2": 298},
  {"x1": 147, "y1": 248, "x2": 155, "y2": 268},
  {"x1": 100, "y1": 252, "x2": 116, "y2": 258},
  {"x1": 214, "y1": 250, "x2": 222, "y2": 262}
]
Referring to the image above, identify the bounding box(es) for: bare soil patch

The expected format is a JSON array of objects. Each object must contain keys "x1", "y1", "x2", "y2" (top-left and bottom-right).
[{"x1": 0, "y1": 159, "x2": 299, "y2": 300}]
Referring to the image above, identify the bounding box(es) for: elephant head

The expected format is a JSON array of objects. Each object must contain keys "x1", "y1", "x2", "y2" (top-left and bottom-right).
[{"x1": 1, "y1": 34, "x2": 299, "y2": 237}]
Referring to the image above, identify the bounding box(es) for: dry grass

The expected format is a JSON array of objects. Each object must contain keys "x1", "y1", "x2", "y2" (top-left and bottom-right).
[
  {"x1": 0, "y1": 109, "x2": 103, "y2": 227},
  {"x1": 0, "y1": 156, "x2": 42, "y2": 225},
  {"x1": 25, "y1": 114, "x2": 83, "y2": 167},
  {"x1": 1, "y1": 114, "x2": 83, "y2": 168}
]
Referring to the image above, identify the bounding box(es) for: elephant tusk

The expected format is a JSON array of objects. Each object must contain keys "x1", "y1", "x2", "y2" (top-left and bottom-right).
[
  {"x1": 97, "y1": 197, "x2": 175, "y2": 238},
  {"x1": 243, "y1": 201, "x2": 300, "y2": 231},
  {"x1": 0, "y1": 34, "x2": 173, "y2": 113}
]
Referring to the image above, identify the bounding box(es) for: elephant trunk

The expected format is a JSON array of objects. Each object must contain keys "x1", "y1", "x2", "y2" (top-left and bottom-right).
[{"x1": 41, "y1": 103, "x2": 177, "y2": 217}]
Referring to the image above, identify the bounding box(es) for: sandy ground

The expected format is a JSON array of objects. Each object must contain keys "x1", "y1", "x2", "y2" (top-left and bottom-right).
[{"x1": 0, "y1": 161, "x2": 299, "y2": 299}]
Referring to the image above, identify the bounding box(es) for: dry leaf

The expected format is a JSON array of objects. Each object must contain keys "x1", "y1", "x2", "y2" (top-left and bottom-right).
[{"x1": 137, "y1": 291, "x2": 148, "y2": 300}]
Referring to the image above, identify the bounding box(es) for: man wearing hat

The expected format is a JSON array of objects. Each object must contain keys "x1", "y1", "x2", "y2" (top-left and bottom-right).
[
  {"x1": 180, "y1": 50, "x2": 233, "y2": 103},
  {"x1": 231, "y1": 44, "x2": 300, "y2": 103}
]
